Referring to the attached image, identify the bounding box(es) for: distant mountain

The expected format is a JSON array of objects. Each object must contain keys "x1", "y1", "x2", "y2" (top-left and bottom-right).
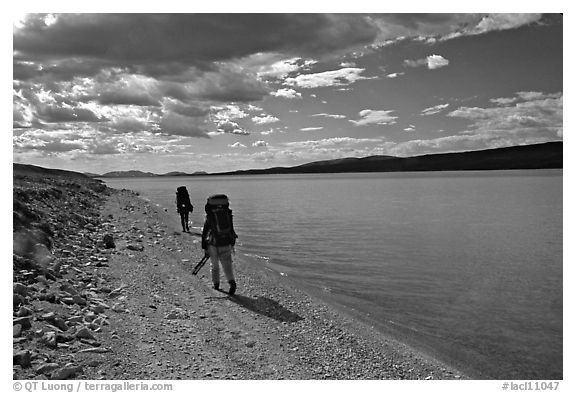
[
  {"x1": 100, "y1": 170, "x2": 158, "y2": 178},
  {"x1": 14, "y1": 163, "x2": 91, "y2": 179},
  {"x1": 215, "y1": 142, "x2": 562, "y2": 175},
  {"x1": 161, "y1": 171, "x2": 189, "y2": 176}
]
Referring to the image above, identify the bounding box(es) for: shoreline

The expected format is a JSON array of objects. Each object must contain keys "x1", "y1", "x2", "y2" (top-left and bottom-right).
[{"x1": 13, "y1": 171, "x2": 466, "y2": 380}]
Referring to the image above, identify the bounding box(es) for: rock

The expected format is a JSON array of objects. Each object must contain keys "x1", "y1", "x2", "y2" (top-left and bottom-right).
[
  {"x1": 59, "y1": 283, "x2": 78, "y2": 296},
  {"x1": 13, "y1": 282, "x2": 29, "y2": 297},
  {"x1": 36, "y1": 362, "x2": 60, "y2": 375},
  {"x1": 16, "y1": 306, "x2": 33, "y2": 317},
  {"x1": 91, "y1": 305, "x2": 106, "y2": 314},
  {"x1": 13, "y1": 324, "x2": 22, "y2": 337},
  {"x1": 56, "y1": 333, "x2": 75, "y2": 343},
  {"x1": 75, "y1": 327, "x2": 96, "y2": 340},
  {"x1": 66, "y1": 316, "x2": 84, "y2": 324},
  {"x1": 52, "y1": 363, "x2": 83, "y2": 379},
  {"x1": 61, "y1": 297, "x2": 75, "y2": 305},
  {"x1": 103, "y1": 234, "x2": 115, "y2": 249},
  {"x1": 165, "y1": 312, "x2": 179, "y2": 320},
  {"x1": 13, "y1": 350, "x2": 32, "y2": 368},
  {"x1": 71, "y1": 295, "x2": 87, "y2": 305},
  {"x1": 40, "y1": 331, "x2": 58, "y2": 348},
  {"x1": 41, "y1": 313, "x2": 68, "y2": 331},
  {"x1": 13, "y1": 293, "x2": 26, "y2": 308},
  {"x1": 77, "y1": 347, "x2": 110, "y2": 354},
  {"x1": 13, "y1": 316, "x2": 32, "y2": 330},
  {"x1": 126, "y1": 244, "x2": 144, "y2": 251}
]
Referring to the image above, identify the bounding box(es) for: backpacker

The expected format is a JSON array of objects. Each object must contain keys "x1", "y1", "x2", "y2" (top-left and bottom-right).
[
  {"x1": 176, "y1": 186, "x2": 193, "y2": 213},
  {"x1": 205, "y1": 194, "x2": 236, "y2": 246}
]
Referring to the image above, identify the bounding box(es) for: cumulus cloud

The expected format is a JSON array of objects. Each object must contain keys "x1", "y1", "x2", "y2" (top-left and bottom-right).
[
  {"x1": 216, "y1": 120, "x2": 250, "y2": 135},
  {"x1": 284, "y1": 67, "x2": 374, "y2": 89},
  {"x1": 270, "y1": 88, "x2": 302, "y2": 99},
  {"x1": 421, "y1": 103, "x2": 449, "y2": 116},
  {"x1": 252, "y1": 115, "x2": 280, "y2": 125},
  {"x1": 349, "y1": 109, "x2": 397, "y2": 126},
  {"x1": 229, "y1": 142, "x2": 247, "y2": 148},
  {"x1": 386, "y1": 72, "x2": 404, "y2": 78},
  {"x1": 404, "y1": 55, "x2": 449, "y2": 70},
  {"x1": 252, "y1": 140, "x2": 269, "y2": 147}
]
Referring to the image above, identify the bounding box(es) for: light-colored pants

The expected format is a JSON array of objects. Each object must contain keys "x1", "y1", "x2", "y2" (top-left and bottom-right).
[{"x1": 207, "y1": 245, "x2": 235, "y2": 284}]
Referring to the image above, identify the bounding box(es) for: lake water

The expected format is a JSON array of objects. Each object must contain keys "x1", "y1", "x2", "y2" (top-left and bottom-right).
[{"x1": 102, "y1": 170, "x2": 563, "y2": 379}]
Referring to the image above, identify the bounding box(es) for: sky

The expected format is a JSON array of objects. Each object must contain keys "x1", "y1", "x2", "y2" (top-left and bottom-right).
[{"x1": 12, "y1": 12, "x2": 563, "y2": 174}]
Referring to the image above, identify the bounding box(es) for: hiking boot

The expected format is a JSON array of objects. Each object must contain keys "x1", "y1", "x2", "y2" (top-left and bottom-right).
[
  {"x1": 228, "y1": 280, "x2": 236, "y2": 296},
  {"x1": 213, "y1": 283, "x2": 219, "y2": 291}
]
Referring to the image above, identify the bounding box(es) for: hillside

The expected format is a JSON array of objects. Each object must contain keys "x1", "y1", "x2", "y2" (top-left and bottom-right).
[{"x1": 218, "y1": 142, "x2": 562, "y2": 175}]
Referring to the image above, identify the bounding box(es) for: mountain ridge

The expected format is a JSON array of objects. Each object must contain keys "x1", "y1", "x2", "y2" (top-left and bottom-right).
[{"x1": 14, "y1": 142, "x2": 563, "y2": 178}]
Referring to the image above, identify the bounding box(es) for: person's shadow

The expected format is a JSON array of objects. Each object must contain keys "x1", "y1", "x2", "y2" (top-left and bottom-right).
[{"x1": 226, "y1": 294, "x2": 303, "y2": 323}]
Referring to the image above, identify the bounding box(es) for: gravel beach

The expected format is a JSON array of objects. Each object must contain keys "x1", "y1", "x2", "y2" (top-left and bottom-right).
[{"x1": 13, "y1": 166, "x2": 466, "y2": 380}]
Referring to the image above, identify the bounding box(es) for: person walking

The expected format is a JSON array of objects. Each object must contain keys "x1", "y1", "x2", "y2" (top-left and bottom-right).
[
  {"x1": 201, "y1": 194, "x2": 238, "y2": 295},
  {"x1": 176, "y1": 186, "x2": 194, "y2": 232}
]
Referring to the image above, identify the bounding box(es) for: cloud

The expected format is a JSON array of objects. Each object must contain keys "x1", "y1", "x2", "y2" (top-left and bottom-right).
[
  {"x1": 159, "y1": 112, "x2": 210, "y2": 138},
  {"x1": 404, "y1": 55, "x2": 449, "y2": 70},
  {"x1": 368, "y1": 14, "x2": 544, "y2": 44},
  {"x1": 284, "y1": 67, "x2": 374, "y2": 89},
  {"x1": 386, "y1": 72, "x2": 404, "y2": 78},
  {"x1": 404, "y1": 125, "x2": 416, "y2": 132},
  {"x1": 215, "y1": 120, "x2": 250, "y2": 135},
  {"x1": 300, "y1": 127, "x2": 324, "y2": 131},
  {"x1": 446, "y1": 92, "x2": 562, "y2": 137},
  {"x1": 270, "y1": 88, "x2": 302, "y2": 99},
  {"x1": 421, "y1": 103, "x2": 449, "y2": 116},
  {"x1": 212, "y1": 104, "x2": 249, "y2": 121},
  {"x1": 284, "y1": 137, "x2": 382, "y2": 149},
  {"x1": 252, "y1": 115, "x2": 280, "y2": 125},
  {"x1": 35, "y1": 104, "x2": 107, "y2": 123},
  {"x1": 311, "y1": 113, "x2": 346, "y2": 119},
  {"x1": 229, "y1": 142, "x2": 247, "y2": 148},
  {"x1": 14, "y1": 14, "x2": 379, "y2": 68},
  {"x1": 349, "y1": 109, "x2": 397, "y2": 126},
  {"x1": 252, "y1": 140, "x2": 269, "y2": 147}
]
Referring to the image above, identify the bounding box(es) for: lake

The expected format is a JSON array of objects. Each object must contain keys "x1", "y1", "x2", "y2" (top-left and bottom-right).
[{"x1": 102, "y1": 170, "x2": 563, "y2": 379}]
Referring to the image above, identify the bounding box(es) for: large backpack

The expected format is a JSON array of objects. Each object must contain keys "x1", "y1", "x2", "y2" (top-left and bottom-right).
[
  {"x1": 176, "y1": 186, "x2": 193, "y2": 213},
  {"x1": 205, "y1": 194, "x2": 235, "y2": 246}
]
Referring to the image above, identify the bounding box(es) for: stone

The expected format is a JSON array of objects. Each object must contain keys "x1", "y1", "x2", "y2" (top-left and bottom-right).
[
  {"x1": 103, "y1": 234, "x2": 115, "y2": 249},
  {"x1": 126, "y1": 244, "x2": 144, "y2": 251},
  {"x1": 13, "y1": 282, "x2": 29, "y2": 297},
  {"x1": 13, "y1": 316, "x2": 32, "y2": 330},
  {"x1": 13, "y1": 293, "x2": 26, "y2": 308},
  {"x1": 41, "y1": 331, "x2": 57, "y2": 348},
  {"x1": 36, "y1": 363, "x2": 60, "y2": 375},
  {"x1": 13, "y1": 350, "x2": 32, "y2": 368},
  {"x1": 77, "y1": 347, "x2": 110, "y2": 354},
  {"x1": 75, "y1": 327, "x2": 96, "y2": 340},
  {"x1": 13, "y1": 324, "x2": 22, "y2": 337},
  {"x1": 16, "y1": 306, "x2": 33, "y2": 317},
  {"x1": 42, "y1": 313, "x2": 68, "y2": 331},
  {"x1": 72, "y1": 295, "x2": 87, "y2": 305},
  {"x1": 52, "y1": 363, "x2": 83, "y2": 379},
  {"x1": 59, "y1": 283, "x2": 78, "y2": 296}
]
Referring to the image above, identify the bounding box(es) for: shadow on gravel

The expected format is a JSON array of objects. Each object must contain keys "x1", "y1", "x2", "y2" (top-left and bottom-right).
[{"x1": 228, "y1": 294, "x2": 304, "y2": 323}]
